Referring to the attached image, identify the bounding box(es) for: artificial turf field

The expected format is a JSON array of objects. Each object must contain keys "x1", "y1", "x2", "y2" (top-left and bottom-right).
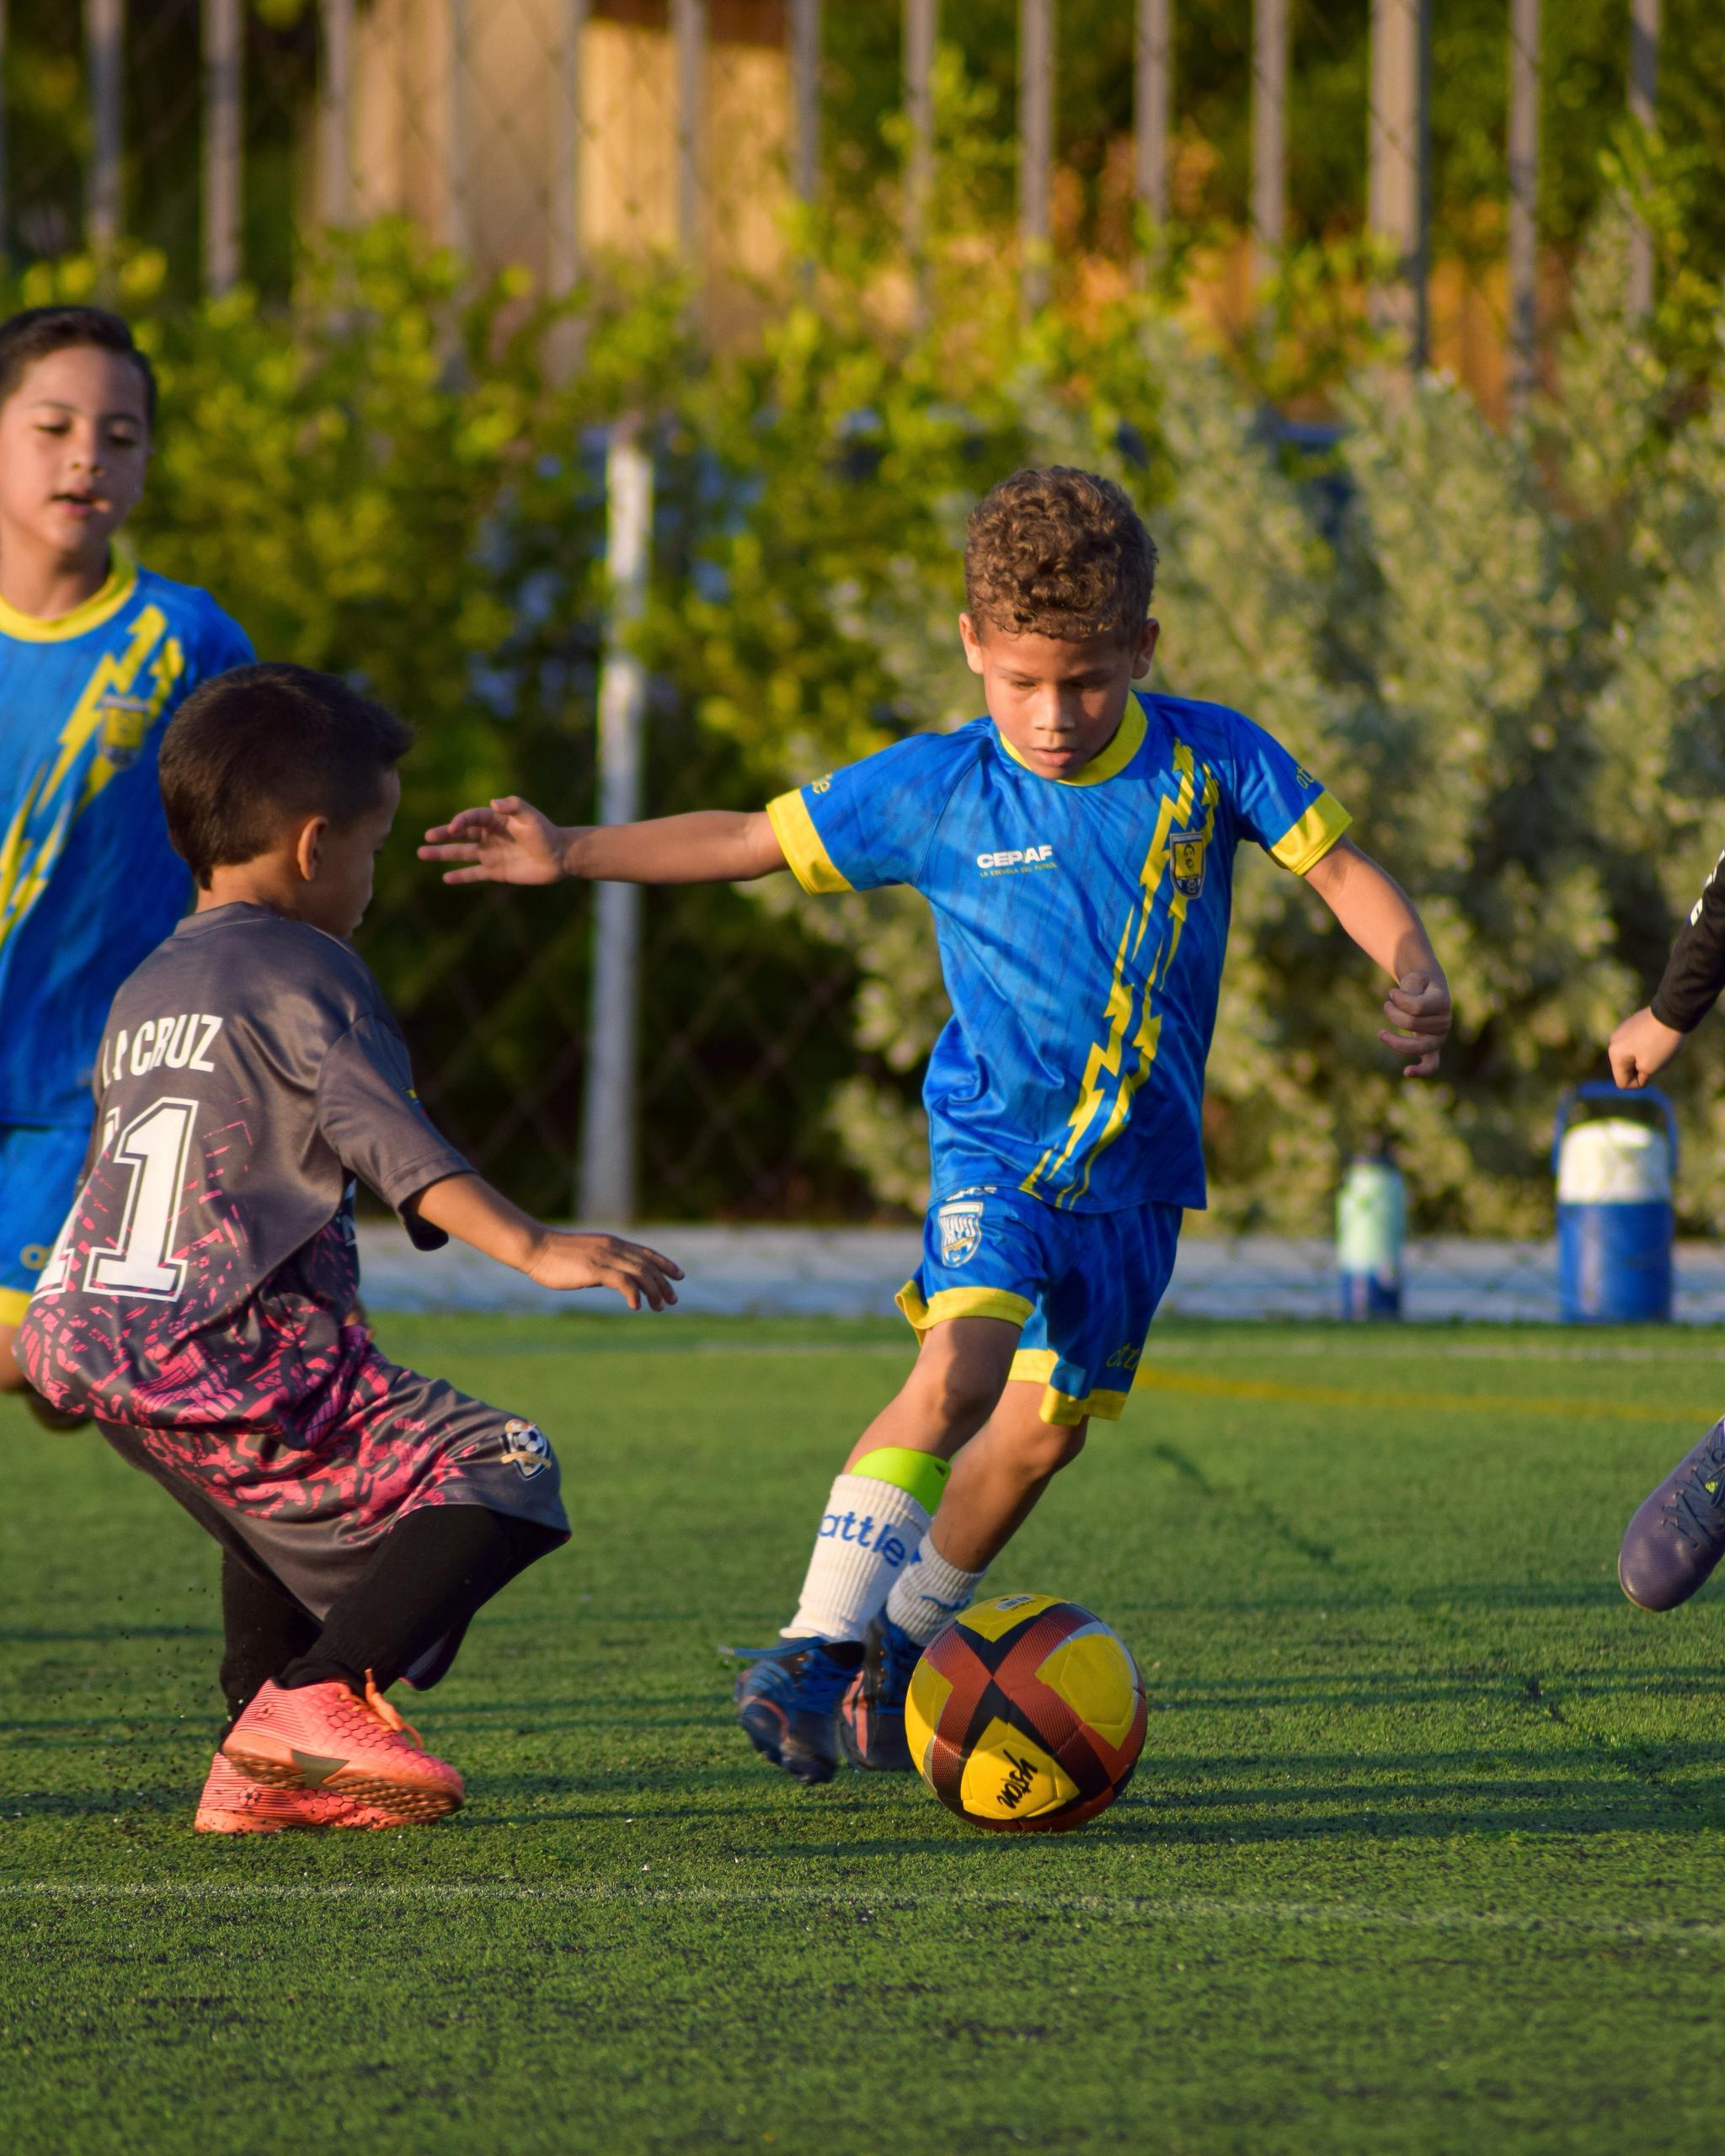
[{"x1": 5, "y1": 1315, "x2": 1725, "y2": 2155}]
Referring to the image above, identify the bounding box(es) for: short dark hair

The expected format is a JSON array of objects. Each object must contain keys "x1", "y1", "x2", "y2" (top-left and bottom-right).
[
  {"x1": 160, "y1": 664, "x2": 414, "y2": 886},
  {"x1": 0, "y1": 305, "x2": 157, "y2": 425},
  {"x1": 964, "y1": 466, "x2": 1157, "y2": 643}
]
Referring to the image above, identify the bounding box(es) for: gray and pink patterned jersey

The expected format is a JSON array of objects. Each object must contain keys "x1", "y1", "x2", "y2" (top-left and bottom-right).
[{"x1": 19, "y1": 902, "x2": 468, "y2": 1438}]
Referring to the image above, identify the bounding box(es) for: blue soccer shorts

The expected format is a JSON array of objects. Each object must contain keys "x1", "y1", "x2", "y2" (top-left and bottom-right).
[
  {"x1": 895, "y1": 1182, "x2": 1183, "y2": 1426},
  {"x1": 0, "y1": 1123, "x2": 91, "y2": 1327}
]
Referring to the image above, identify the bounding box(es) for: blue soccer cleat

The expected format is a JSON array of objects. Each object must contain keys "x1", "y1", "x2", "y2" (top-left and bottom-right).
[
  {"x1": 733, "y1": 1637, "x2": 863, "y2": 1786},
  {"x1": 1621, "y1": 1418, "x2": 1725, "y2": 1611},
  {"x1": 838, "y1": 1614, "x2": 924, "y2": 1773}
]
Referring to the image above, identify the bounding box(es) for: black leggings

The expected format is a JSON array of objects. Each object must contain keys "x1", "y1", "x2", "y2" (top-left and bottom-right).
[{"x1": 218, "y1": 1507, "x2": 561, "y2": 1732}]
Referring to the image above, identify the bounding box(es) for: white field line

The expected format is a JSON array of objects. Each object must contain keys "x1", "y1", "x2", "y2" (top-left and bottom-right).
[
  {"x1": 437, "y1": 1327, "x2": 1725, "y2": 1362},
  {"x1": 413, "y1": 1336, "x2": 1725, "y2": 1367},
  {"x1": 3, "y1": 1879, "x2": 1722, "y2": 1942}
]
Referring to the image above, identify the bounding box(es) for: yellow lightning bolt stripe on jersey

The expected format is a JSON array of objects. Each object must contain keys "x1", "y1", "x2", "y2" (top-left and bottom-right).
[
  {"x1": 1065, "y1": 761, "x2": 1220, "y2": 1209},
  {"x1": 1023, "y1": 738, "x2": 1209, "y2": 1208},
  {"x1": 0, "y1": 607, "x2": 181, "y2": 953}
]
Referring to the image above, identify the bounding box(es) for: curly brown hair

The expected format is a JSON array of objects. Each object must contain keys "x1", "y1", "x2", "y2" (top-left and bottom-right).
[{"x1": 963, "y1": 466, "x2": 1157, "y2": 643}]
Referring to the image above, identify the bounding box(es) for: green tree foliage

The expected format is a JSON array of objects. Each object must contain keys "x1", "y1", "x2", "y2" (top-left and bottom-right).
[
  {"x1": 14, "y1": 112, "x2": 1725, "y2": 1234},
  {"x1": 663, "y1": 140, "x2": 1725, "y2": 1233},
  {"x1": 10, "y1": 236, "x2": 849, "y2": 1219}
]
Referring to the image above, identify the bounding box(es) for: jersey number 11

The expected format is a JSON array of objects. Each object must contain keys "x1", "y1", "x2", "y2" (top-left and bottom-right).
[{"x1": 37, "y1": 1097, "x2": 200, "y2": 1302}]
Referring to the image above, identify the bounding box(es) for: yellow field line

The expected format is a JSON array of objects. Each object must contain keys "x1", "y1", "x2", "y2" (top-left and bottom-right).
[{"x1": 1133, "y1": 1366, "x2": 1700, "y2": 1427}]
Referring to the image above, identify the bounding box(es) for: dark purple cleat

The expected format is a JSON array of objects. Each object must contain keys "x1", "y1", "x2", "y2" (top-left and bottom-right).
[{"x1": 1620, "y1": 1419, "x2": 1725, "y2": 1611}]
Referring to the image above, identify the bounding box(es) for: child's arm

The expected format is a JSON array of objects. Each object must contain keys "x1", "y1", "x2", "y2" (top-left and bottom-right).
[
  {"x1": 1302, "y1": 837, "x2": 1452, "y2": 1079},
  {"x1": 419, "y1": 796, "x2": 786, "y2": 887},
  {"x1": 1610, "y1": 855, "x2": 1725, "y2": 1088},
  {"x1": 409, "y1": 1172, "x2": 682, "y2": 1311}
]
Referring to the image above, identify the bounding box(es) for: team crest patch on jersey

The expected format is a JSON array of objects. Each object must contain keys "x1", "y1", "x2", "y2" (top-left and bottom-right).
[
  {"x1": 97, "y1": 692, "x2": 158, "y2": 769},
  {"x1": 500, "y1": 1419, "x2": 553, "y2": 1480},
  {"x1": 1170, "y1": 830, "x2": 1208, "y2": 899},
  {"x1": 937, "y1": 1198, "x2": 985, "y2": 1267}
]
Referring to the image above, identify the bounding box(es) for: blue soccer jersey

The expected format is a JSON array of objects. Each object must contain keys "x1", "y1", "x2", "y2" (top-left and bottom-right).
[
  {"x1": 766, "y1": 690, "x2": 1350, "y2": 1214},
  {"x1": 0, "y1": 552, "x2": 253, "y2": 1126}
]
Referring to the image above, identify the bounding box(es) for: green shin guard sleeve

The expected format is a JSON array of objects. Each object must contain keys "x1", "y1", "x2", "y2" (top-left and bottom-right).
[{"x1": 848, "y1": 1445, "x2": 951, "y2": 1515}]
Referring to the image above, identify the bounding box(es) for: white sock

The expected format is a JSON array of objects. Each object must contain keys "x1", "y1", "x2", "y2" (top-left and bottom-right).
[
  {"x1": 884, "y1": 1534, "x2": 989, "y2": 1644},
  {"x1": 783, "y1": 1475, "x2": 931, "y2": 1643}
]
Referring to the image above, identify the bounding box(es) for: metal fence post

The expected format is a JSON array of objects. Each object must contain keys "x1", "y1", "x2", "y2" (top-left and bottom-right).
[
  {"x1": 1368, "y1": 0, "x2": 1429, "y2": 368},
  {"x1": 790, "y1": 0, "x2": 820, "y2": 205},
  {"x1": 578, "y1": 420, "x2": 654, "y2": 1226},
  {"x1": 904, "y1": 0, "x2": 935, "y2": 328},
  {"x1": 203, "y1": 0, "x2": 243, "y2": 295},
  {"x1": 87, "y1": 0, "x2": 123, "y2": 267},
  {"x1": 1018, "y1": 0, "x2": 1053, "y2": 318},
  {"x1": 0, "y1": 0, "x2": 8, "y2": 267},
  {"x1": 1251, "y1": 0, "x2": 1287, "y2": 302},
  {"x1": 445, "y1": 0, "x2": 469, "y2": 259},
  {"x1": 548, "y1": 0, "x2": 587, "y2": 300},
  {"x1": 1133, "y1": 0, "x2": 1171, "y2": 240},
  {"x1": 672, "y1": 0, "x2": 706, "y2": 262},
  {"x1": 1507, "y1": 0, "x2": 1539, "y2": 414},
  {"x1": 1627, "y1": 0, "x2": 1659, "y2": 318},
  {"x1": 318, "y1": 0, "x2": 352, "y2": 230}
]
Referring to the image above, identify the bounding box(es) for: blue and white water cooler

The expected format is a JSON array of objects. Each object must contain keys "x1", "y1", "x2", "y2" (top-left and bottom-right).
[{"x1": 1553, "y1": 1083, "x2": 1677, "y2": 1324}]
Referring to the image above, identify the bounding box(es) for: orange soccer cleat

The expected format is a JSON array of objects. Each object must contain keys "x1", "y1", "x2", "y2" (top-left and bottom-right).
[
  {"x1": 221, "y1": 1673, "x2": 465, "y2": 1822},
  {"x1": 194, "y1": 1749, "x2": 406, "y2": 1833}
]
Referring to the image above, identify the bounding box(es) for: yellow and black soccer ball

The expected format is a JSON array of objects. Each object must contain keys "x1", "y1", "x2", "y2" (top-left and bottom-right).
[{"x1": 905, "y1": 1593, "x2": 1147, "y2": 1833}]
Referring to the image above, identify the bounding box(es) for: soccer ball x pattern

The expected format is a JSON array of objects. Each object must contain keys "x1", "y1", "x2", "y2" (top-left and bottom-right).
[{"x1": 905, "y1": 1593, "x2": 1148, "y2": 1833}]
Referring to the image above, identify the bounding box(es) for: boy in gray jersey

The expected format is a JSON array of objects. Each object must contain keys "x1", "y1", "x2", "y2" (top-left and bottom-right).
[{"x1": 20, "y1": 664, "x2": 681, "y2": 1833}]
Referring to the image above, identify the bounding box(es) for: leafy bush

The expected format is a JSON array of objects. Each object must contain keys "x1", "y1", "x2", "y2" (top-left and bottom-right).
[{"x1": 15, "y1": 152, "x2": 1725, "y2": 1233}]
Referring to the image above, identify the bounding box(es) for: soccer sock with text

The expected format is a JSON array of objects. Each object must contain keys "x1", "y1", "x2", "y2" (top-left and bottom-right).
[
  {"x1": 783, "y1": 1447, "x2": 950, "y2": 1643},
  {"x1": 884, "y1": 1534, "x2": 988, "y2": 1643}
]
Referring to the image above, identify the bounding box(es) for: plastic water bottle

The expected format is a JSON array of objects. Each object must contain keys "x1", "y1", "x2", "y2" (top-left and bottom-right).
[{"x1": 1337, "y1": 1145, "x2": 1406, "y2": 1320}]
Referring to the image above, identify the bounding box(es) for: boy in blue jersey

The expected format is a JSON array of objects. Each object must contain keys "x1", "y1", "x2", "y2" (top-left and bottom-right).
[
  {"x1": 423, "y1": 466, "x2": 1452, "y2": 1784},
  {"x1": 0, "y1": 307, "x2": 252, "y2": 1414}
]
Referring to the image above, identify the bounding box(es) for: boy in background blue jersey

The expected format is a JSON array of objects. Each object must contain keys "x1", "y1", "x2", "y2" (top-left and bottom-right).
[
  {"x1": 422, "y1": 466, "x2": 1453, "y2": 1784},
  {"x1": 0, "y1": 307, "x2": 252, "y2": 1411}
]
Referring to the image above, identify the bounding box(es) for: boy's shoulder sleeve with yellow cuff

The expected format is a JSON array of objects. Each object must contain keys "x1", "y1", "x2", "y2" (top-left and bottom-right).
[
  {"x1": 1217, "y1": 705, "x2": 1350, "y2": 876},
  {"x1": 766, "y1": 729, "x2": 974, "y2": 897}
]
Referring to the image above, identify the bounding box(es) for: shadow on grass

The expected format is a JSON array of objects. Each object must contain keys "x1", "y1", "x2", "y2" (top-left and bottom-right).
[
  {"x1": 1146, "y1": 1662, "x2": 1725, "y2": 1712},
  {"x1": 13, "y1": 1735, "x2": 1725, "y2": 1842},
  {"x1": 1148, "y1": 1443, "x2": 1340, "y2": 1567},
  {"x1": 0, "y1": 1624, "x2": 218, "y2": 1645},
  {"x1": 453, "y1": 1726, "x2": 1725, "y2": 1842}
]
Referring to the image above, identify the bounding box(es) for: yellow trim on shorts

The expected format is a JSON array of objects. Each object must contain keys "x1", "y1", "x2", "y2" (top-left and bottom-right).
[
  {"x1": 1007, "y1": 1347, "x2": 1131, "y2": 1427},
  {"x1": 896, "y1": 1280, "x2": 1035, "y2": 1332},
  {"x1": 0, "y1": 1286, "x2": 32, "y2": 1326},
  {"x1": 766, "y1": 790, "x2": 852, "y2": 894},
  {"x1": 1269, "y1": 791, "x2": 1351, "y2": 875}
]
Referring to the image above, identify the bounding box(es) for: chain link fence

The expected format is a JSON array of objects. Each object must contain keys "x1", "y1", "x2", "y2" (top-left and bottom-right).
[{"x1": 6, "y1": 1, "x2": 1720, "y2": 1280}]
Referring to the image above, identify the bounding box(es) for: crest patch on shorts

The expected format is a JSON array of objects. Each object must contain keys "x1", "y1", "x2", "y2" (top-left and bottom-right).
[
  {"x1": 500, "y1": 1418, "x2": 553, "y2": 1480},
  {"x1": 937, "y1": 1198, "x2": 985, "y2": 1267}
]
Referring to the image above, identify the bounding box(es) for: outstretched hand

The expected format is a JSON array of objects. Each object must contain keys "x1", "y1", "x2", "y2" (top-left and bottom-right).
[
  {"x1": 1609, "y1": 1006, "x2": 1684, "y2": 1091},
  {"x1": 419, "y1": 797, "x2": 576, "y2": 886},
  {"x1": 1381, "y1": 971, "x2": 1451, "y2": 1079},
  {"x1": 526, "y1": 1230, "x2": 683, "y2": 1312}
]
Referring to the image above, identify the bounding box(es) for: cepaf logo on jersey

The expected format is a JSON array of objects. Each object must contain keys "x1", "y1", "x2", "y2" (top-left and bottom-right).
[
  {"x1": 976, "y1": 843, "x2": 1055, "y2": 877},
  {"x1": 937, "y1": 1196, "x2": 985, "y2": 1267}
]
